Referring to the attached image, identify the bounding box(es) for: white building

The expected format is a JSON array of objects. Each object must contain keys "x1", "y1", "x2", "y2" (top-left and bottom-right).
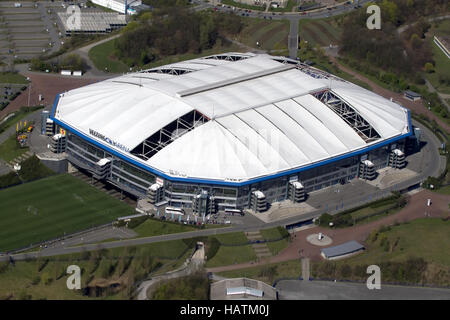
[
  {"x1": 91, "y1": 0, "x2": 142, "y2": 14},
  {"x1": 50, "y1": 52, "x2": 412, "y2": 212}
]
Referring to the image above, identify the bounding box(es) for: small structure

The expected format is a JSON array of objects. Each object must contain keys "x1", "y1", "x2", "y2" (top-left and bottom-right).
[
  {"x1": 321, "y1": 240, "x2": 365, "y2": 260},
  {"x1": 57, "y1": 10, "x2": 127, "y2": 36},
  {"x1": 404, "y1": 90, "x2": 421, "y2": 102},
  {"x1": 210, "y1": 278, "x2": 277, "y2": 300}
]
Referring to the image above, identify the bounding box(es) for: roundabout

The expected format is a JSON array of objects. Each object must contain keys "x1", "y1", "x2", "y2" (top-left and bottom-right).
[{"x1": 306, "y1": 233, "x2": 333, "y2": 246}]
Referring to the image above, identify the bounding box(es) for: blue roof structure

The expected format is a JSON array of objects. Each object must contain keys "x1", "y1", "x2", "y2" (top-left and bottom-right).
[{"x1": 321, "y1": 240, "x2": 365, "y2": 259}]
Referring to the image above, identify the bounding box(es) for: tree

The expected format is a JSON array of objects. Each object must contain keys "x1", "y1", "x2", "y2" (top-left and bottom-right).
[{"x1": 424, "y1": 62, "x2": 434, "y2": 73}]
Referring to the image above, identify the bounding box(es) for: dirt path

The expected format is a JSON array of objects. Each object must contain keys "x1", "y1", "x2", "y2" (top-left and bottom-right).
[{"x1": 206, "y1": 189, "x2": 449, "y2": 273}]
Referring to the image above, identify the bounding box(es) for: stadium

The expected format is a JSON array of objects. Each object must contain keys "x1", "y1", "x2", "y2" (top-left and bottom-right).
[{"x1": 49, "y1": 52, "x2": 413, "y2": 215}]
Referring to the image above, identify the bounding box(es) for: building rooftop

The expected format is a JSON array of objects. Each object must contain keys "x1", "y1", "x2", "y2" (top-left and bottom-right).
[
  {"x1": 53, "y1": 53, "x2": 411, "y2": 184},
  {"x1": 321, "y1": 240, "x2": 365, "y2": 259},
  {"x1": 210, "y1": 278, "x2": 277, "y2": 300}
]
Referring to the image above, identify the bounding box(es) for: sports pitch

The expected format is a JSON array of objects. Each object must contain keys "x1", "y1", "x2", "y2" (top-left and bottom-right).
[{"x1": 0, "y1": 174, "x2": 134, "y2": 252}]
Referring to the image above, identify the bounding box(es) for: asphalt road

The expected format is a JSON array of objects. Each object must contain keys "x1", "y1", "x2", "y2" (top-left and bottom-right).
[{"x1": 276, "y1": 280, "x2": 450, "y2": 300}]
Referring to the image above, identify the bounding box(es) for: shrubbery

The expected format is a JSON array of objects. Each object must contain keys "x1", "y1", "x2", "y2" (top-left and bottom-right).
[{"x1": 151, "y1": 271, "x2": 210, "y2": 300}]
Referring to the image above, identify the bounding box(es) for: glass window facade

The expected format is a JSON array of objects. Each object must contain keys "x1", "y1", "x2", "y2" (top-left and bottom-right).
[{"x1": 65, "y1": 129, "x2": 406, "y2": 211}]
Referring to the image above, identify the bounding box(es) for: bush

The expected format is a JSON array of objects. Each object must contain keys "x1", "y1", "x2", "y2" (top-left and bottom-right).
[
  {"x1": 0, "y1": 172, "x2": 21, "y2": 189},
  {"x1": 18, "y1": 155, "x2": 54, "y2": 182},
  {"x1": 126, "y1": 215, "x2": 148, "y2": 229},
  {"x1": 31, "y1": 275, "x2": 41, "y2": 285},
  {"x1": 316, "y1": 213, "x2": 333, "y2": 227}
]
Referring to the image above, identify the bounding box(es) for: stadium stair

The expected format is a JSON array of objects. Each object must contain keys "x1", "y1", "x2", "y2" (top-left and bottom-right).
[{"x1": 246, "y1": 231, "x2": 272, "y2": 259}]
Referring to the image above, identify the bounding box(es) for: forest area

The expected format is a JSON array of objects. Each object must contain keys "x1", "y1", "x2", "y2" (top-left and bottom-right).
[
  {"x1": 114, "y1": 8, "x2": 244, "y2": 66},
  {"x1": 339, "y1": 0, "x2": 448, "y2": 83}
]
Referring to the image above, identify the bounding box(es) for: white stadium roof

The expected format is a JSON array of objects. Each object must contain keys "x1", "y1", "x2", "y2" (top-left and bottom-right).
[{"x1": 53, "y1": 52, "x2": 411, "y2": 184}]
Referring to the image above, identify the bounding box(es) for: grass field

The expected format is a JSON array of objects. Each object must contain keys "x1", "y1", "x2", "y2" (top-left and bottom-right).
[
  {"x1": 0, "y1": 72, "x2": 28, "y2": 84},
  {"x1": 427, "y1": 22, "x2": 450, "y2": 94},
  {"x1": 0, "y1": 134, "x2": 29, "y2": 162},
  {"x1": 298, "y1": 18, "x2": 342, "y2": 47},
  {"x1": 88, "y1": 38, "x2": 129, "y2": 73},
  {"x1": 349, "y1": 218, "x2": 450, "y2": 267},
  {"x1": 205, "y1": 244, "x2": 256, "y2": 268},
  {"x1": 0, "y1": 174, "x2": 134, "y2": 252},
  {"x1": 237, "y1": 18, "x2": 290, "y2": 52},
  {"x1": 311, "y1": 218, "x2": 450, "y2": 285},
  {"x1": 204, "y1": 231, "x2": 257, "y2": 267},
  {"x1": 260, "y1": 227, "x2": 290, "y2": 256},
  {"x1": 133, "y1": 219, "x2": 197, "y2": 237},
  {"x1": 217, "y1": 259, "x2": 302, "y2": 285}
]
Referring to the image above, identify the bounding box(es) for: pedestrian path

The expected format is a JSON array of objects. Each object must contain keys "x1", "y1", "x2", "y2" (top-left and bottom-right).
[
  {"x1": 301, "y1": 258, "x2": 310, "y2": 281},
  {"x1": 6, "y1": 150, "x2": 33, "y2": 169},
  {"x1": 246, "y1": 231, "x2": 272, "y2": 260}
]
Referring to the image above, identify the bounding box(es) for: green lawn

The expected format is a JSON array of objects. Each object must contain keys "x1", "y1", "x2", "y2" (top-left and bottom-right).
[
  {"x1": 298, "y1": 17, "x2": 343, "y2": 47},
  {"x1": 260, "y1": 227, "x2": 290, "y2": 256},
  {"x1": 311, "y1": 218, "x2": 450, "y2": 285},
  {"x1": 427, "y1": 37, "x2": 450, "y2": 94},
  {"x1": 205, "y1": 244, "x2": 256, "y2": 268},
  {"x1": 133, "y1": 219, "x2": 197, "y2": 237},
  {"x1": 238, "y1": 18, "x2": 289, "y2": 52},
  {"x1": 88, "y1": 38, "x2": 129, "y2": 73},
  {"x1": 0, "y1": 134, "x2": 29, "y2": 162},
  {"x1": 217, "y1": 259, "x2": 302, "y2": 285},
  {"x1": 0, "y1": 72, "x2": 28, "y2": 84},
  {"x1": 0, "y1": 174, "x2": 134, "y2": 252},
  {"x1": 215, "y1": 231, "x2": 249, "y2": 245},
  {"x1": 352, "y1": 218, "x2": 450, "y2": 267}
]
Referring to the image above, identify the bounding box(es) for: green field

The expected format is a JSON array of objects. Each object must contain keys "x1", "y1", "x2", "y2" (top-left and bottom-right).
[
  {"x1": 427, "y1": 23, "x2": 450, "y2": 94},
  {"x1": 0, "y1": 174, "x2": 134, "y2": 252},
  {"x1": 260, "y1": 227, "x2": 290, "y2": 255},
  {"x1": 217, "y1": 259, "x2": 302, "y2": 285},
  {"x1": 238, "y1": 18, "x2": 290, "y2": 52},
  {"x1": 133, "y1": 219, "x2": 197, "y2": 237},
  {"x1": 311, "y1": 218, "x2": 450, "y2": 285},
  {"x1": 0, "y1": 72, "x2": 28, "y2": 84},
  {"x1": 298, "y1": 18, "x2": 342, "y2": 47},
  {"x1": 0, "y1": 134, "x2": 29, "y2": 162},
  {"x1": 205, "y1": 244, "x2": 256, "y2": 268},
  {"x1": 88, "y1": 38, "x2": 129, "y2": 73}
]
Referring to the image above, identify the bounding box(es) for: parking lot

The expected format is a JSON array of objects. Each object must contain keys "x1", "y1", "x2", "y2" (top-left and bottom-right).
[{"x1": 0, "y1": 1, "x2": 65, "y2": 64}]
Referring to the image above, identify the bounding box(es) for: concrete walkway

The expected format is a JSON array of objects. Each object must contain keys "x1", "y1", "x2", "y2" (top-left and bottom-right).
[{"x1": 136, "y1": 243, "x2": 205, "y2": 300}]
